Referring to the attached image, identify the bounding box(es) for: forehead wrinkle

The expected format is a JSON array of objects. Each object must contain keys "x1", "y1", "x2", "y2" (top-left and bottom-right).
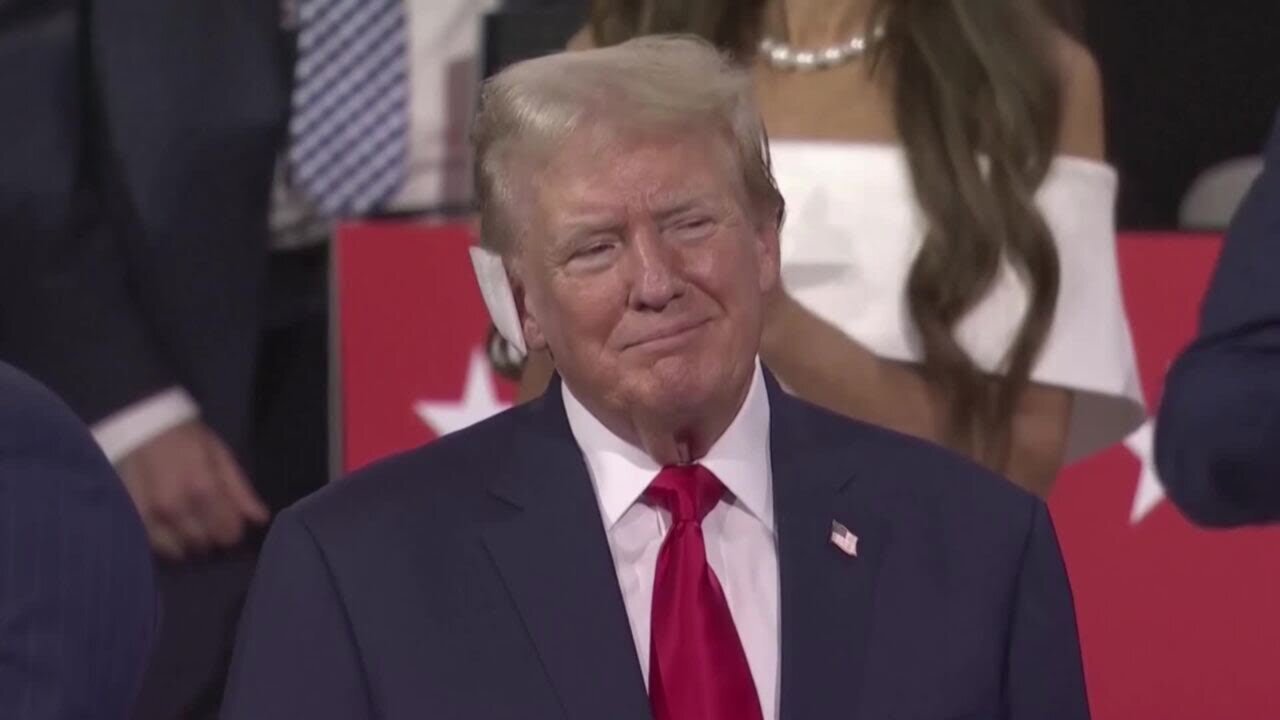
[
  {"x1": 555, "y1": 213, "x2": 626, "y2": 243},
  {"x1": 554, "y1": 187, "x2": 720, "y2": 237},
  {"x1": 528, "y1": 127, "x2": 748, "y2": 244}
]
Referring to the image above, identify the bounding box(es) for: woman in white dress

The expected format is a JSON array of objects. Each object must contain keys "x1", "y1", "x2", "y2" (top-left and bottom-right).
[{"x1": 516, "y1": 0, "x2": 1144, "y2": 497}]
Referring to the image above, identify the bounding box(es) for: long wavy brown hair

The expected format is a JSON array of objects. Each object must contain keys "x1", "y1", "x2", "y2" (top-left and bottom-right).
[{"x1": 589, "y1": 0, "x2": 1069, "y2": 467}]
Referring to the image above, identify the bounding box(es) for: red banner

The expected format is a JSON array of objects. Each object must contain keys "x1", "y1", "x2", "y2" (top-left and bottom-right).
[{"x1": 337, "y1": 223, "x2": 1280, "y2": 719}]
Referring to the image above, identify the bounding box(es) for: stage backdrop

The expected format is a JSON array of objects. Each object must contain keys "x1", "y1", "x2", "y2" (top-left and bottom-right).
[{"x1": 337, "y1": 223, "x2": 1280, "y2": 719}]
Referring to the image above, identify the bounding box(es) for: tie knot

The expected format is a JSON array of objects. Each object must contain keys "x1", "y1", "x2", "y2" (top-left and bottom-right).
[{"x1": 646, "y1": 464, "x2": 725, "y2": 523}]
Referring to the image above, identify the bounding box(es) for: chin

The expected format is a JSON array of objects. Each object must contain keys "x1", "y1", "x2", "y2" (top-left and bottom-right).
[{"x1": 626, "y1": 359, "x2": 721, "y2": 416}]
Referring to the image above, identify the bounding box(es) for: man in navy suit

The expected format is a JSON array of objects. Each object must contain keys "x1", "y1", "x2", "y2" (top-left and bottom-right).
[
  {"x1": 1156, "y1": 109, "x2": 1280, "y2": 527},
  {"x1": 0, "y1": 362, "x2": 155, "y2": 719},
  {"x1": 223, "y1": 37, "x2": 1090, "y2": 719}
]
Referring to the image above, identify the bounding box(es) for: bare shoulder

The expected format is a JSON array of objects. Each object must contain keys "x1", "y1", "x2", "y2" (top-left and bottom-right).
[
  {"x1": 1051, "y1": 31, "x2": 1105, "y2": 160},
  {"x1": 566, "y1": 26, "x2": 596, "y2": 51}
]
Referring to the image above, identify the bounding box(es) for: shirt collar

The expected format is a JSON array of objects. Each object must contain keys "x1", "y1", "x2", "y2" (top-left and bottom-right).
[{"x1": 562, "y1": 360, "x2": 774, "y2": 533}]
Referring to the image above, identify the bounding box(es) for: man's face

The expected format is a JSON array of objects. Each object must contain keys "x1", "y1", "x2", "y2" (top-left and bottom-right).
[{"x1": 512, "y1": 127, "x2": 780, "y2": 425}]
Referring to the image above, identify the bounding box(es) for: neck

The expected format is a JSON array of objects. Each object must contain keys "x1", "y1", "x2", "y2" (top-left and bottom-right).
[
  {"x1": 629, "y1": 404, "x2": 736, "y2": 466},
  {"x1": 765, "y1": 0, "x2": 877, "y2": 48}
]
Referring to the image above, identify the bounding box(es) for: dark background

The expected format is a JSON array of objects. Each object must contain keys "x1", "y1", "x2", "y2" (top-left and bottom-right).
[{"x1": 1084, "y1": 1, "x2": 1280, "y2": 228}]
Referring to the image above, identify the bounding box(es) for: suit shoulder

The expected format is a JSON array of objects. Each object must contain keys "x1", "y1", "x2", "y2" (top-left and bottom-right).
[
  {"x1": 789, "y1": 396, "x2": 1038, "y2": 531},
  {"x1": 0, "y1": 362, "x2": 114, "y2": 477},
  {"x1": 0, "y1": 363, "x2": 149, "y2": 570},
  {"x1": 290, "y1": 402, "x2": 530, "y2": 539},
  {"x1": 798, "y1": 401, "x2": 1044, "y2": 570},
  {"x1": 872, "y1": 424, "x2": 1031, "y2": 512}
]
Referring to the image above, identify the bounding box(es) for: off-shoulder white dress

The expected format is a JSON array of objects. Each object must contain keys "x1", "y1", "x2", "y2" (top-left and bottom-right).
[{"x1": 771, "y1": 141, "x2": 1146, "y2": 462}]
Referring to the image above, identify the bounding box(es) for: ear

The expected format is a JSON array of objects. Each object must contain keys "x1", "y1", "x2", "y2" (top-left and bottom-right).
[
  {"x1": 756, "y1": 214, "x2": 782, "y2": 294},
  {"x1": 511, "y1": 271, "x2": 549, "y2": 352}
]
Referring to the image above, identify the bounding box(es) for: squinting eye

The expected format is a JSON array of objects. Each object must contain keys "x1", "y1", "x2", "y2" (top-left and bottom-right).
[
  {"x1": 671, "y1": 217, "x2": 714, "y2": 237},
  {"x1": 565, "y1": 241, "x2": 619, "y2": 270},
  {"x1": 575, "y1": 244, "x2": 611, "y2": 259}
]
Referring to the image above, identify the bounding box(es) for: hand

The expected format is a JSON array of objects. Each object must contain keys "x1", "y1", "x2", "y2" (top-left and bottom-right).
[{"x1": 118, "y1": 420, "x2": 270, "y2": 560}]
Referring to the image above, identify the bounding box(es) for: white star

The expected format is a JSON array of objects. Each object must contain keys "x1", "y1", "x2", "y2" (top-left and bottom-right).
[
  {"x1": 414, "y1": 349, "x2": 512, "y2": 437},
  {"x1": 1124, "y1": 420, "x2": 1165, "y2": 525}
]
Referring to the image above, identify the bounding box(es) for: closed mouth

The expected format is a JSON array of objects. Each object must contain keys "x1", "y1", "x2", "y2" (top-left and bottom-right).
[{"x1": 622, "y1": 319, "x2": 712, "y2": 351}]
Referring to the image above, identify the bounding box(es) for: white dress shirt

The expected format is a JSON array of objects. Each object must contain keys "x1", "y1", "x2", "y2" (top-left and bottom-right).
[
  {"x1": 91, "y1": 0, "x2": 499, "y2": 462},
  {"x1": 562, "y1": 361, "x2": 780, "y2": 719}
]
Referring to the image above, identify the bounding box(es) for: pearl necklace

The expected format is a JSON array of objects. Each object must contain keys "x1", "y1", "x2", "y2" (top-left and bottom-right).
[{"x1": 758, "y1": 25, "x2": 885, "y2": 71}]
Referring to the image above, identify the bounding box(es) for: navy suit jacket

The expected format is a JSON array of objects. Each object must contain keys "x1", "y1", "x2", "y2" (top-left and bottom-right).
[
  {"x1": 0, "y1": 362, "x2": 155, "y2": 719},
  {"x1": 1156, "y1": 109, "x2": 1280, "y2": 527},
  {"x1": 0, "y1": 0, "x2": 290, "y2": 462},
  {"x1": 223, "y1": 374, "x2": 1088, "y2": 720}
]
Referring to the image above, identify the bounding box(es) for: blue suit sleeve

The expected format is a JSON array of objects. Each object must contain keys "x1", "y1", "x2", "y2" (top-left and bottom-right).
[
  {"x1": 1004, "y1": 501, "x2": 1091, "y2": 720},
  {"x1": 221, "y1": 509, "x2": 374, "y2": 720},
  {"x1": 1156, "y1": 109, "x2": 1280, "y2": 527},
  {"x1": 0, "y1": 365, "x2": 156, "y2": 720}
]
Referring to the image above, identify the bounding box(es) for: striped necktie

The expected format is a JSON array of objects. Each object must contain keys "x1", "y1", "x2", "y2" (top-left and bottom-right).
[{"x1": 289, "y1": 0, "x2": 409, "y2": 217}]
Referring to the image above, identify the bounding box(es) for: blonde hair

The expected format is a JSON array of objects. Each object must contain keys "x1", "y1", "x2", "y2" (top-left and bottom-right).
[{"x1": 470, "y1": 35, "x2": 784, "y2": 255}]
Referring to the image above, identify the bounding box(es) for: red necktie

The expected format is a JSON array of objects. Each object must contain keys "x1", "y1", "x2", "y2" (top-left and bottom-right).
[{"x1": 646, "y1": 464, "x2": 764, "y2": 720}]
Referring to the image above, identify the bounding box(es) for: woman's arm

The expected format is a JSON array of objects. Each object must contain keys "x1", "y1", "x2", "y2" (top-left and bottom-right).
[
  {"x1": 760, "y1": 291, "x2": 939, "y2": 441},
  {"x1": 1005, "y1": 385, "x2": 1072, "y2": 497},
  {"x1": 1053, "y1": 32, "x2": 1106, "y2": 161}
]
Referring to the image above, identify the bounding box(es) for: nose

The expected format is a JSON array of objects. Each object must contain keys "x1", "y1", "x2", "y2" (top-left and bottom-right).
[{"x1": 627, "y1": 225, "x2": 685, "y2": 312}]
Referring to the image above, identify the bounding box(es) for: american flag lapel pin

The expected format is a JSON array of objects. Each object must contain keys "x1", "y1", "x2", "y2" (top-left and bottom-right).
[{"x1": 830, "y1": 520, "x2": 859, "y2": 557}]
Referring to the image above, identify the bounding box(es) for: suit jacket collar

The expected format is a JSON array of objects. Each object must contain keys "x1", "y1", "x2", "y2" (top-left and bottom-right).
[
  {"x1": 559, "y1": 360, "x2": 775, "y2": 532},
  {"x1": 484, "y1": 370, "x2": 892, "y2": 720},
  {"x1": 481, "y1": 379, "x2": 653, "y2": 720}
]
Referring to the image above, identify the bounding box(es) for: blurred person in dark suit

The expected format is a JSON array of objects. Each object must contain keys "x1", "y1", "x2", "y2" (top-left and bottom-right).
[
  {"x1": 0, "y1": 361, "x2": 155, "y2": 720},
  {"x1": 1156, "y1": 109, "x2": 1280, "y2": 527},
  {"x1": 0, "y1": 0, "x2": 509, "y2": 715}
]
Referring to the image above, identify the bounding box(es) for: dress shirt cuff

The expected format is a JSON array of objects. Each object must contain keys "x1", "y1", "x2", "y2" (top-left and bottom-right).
[{"x1": 91, "y1": 387, "x2": 200, "y2": 464}]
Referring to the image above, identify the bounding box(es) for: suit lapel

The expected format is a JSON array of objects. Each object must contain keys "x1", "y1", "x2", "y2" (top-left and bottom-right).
[
  {"x1": 482, "y1": 381, "x2": 652, "y2": 720},
  {"x1": 767, "y1": 376, "x2": 893, "y2": 720}
]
